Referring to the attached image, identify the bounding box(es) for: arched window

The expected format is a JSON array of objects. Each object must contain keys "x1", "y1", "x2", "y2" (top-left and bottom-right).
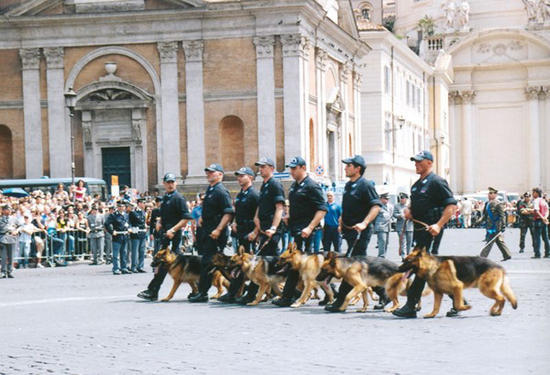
[
  {"x1": 360, "y1": 2, "x2": 373, "y2": 21},
  {"x1": 219, "y1": 115, "x2": 244, "y2": 172},
  {"x1": 0, "y1": 125, "x2": 13, "y2": 178}
]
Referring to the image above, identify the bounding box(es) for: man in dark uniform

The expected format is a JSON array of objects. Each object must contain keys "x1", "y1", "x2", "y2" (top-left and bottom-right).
[
  {"x1": 189, "y1": 164, "x2": 234, "y2": 303},
  {"x1": 218, "y1": 166, "x2": 259, "y2": 304},
  {"x1": 129, "y1": 198, "x2": 148, "y2": 273},
  {"x1": 325, "y1": 155, "x2": 382, "y2": 312},
  {"x1": 137, "y1": 173, "x2": 193, "y2": 301},
  {"x1": 392, "y1": 150, "x2": 457, "y2": 318},
  {"x1": 235, "y1": 157, "x2": 285, "y2": 305},
  {"x1": 105, "y1": 201, "x2": 131, "y2": 275},
  {"x1": 273, "y1": 156, "x2": 327, "y2": 307}
]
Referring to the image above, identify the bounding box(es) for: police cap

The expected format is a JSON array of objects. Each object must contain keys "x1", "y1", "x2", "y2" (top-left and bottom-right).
[
  {"x1": 286, "y1": 156, "x2": 306, "y2": 168},
  {"x1": 163, "y1": 173, "x2": 177, "y2": 182},
  {"x1": 341, "y1": 155, "x2": 366, "y2": 169},
  {"x1": 204, "y1": 163, "x2": 224, "y2": 173},
  {"x1": 410, "y1": 150, "x2": 434, "y2": 162},
  {"x1": 234, "y1": 167, "x2": 255, "y2": 177}
]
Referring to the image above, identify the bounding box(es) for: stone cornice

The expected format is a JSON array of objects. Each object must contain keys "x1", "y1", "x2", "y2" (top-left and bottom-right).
[
  {"x1": 43, "y1": 46, "x2": 64, "y2": 69},
  {"x1": 253, "y1": 36, "x2": 275, "y2": 59},
  {"x1": 157, "y1": 41, "x2": 178, "y2": 63},
  {"x1": 19, "y1": 48, "x2": 41, "y2": 70},
  {"x1": 181, "y1": 40, "x2": 203, "y2": 62}
]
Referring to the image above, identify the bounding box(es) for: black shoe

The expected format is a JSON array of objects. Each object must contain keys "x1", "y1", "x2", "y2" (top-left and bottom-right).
[
  {"x1": 189, "y1": 293, "x2": 209, "y2": 303},
  {"x1": 273, "y1": 298, "x2": 294, "y2": 307},
  {"x1": 7, "y1": 273, "x2": 14, "y2": 279},
  {"x1": 531, "y1": 255, "x2": 541, "y2": 259},
  {"x1": 121, "y1": 269, "x2": 131, "y2": 274},
  {"x1": 544, "y1": 254, "x2": 550, "y2": 258},
  {"x1": 392, "y1": 304, "x2": 417, "y2": 318},
  {"x1": 218, "y1": 294, "x2": 235, "y2": 304},
  {"x1": 324, "y1": 303, "x2": 345, "y2": 313},
  {"x1": 446, "y1": 307, "x2": 460, "y2": 317},
  {"x1": 373, "y1": 297, "x2": 391, "y2": 310},
  {"x1": 137, "y1": 269, "x2": 147, "y2": 273},
  {"x1": 137, "y1": 290, "x2": 158, "y2": 301},
  {"x1": 519, "y1": 249, "x2": 524, "y2": 254},
  {"x1": 187, "y1": 291, "x2": 200, "y2": 299},
  {"x1": 235, "y1": 294, "x2": 254, "y2": 305},
  {"x1": 502, "y1": 256, "x2": 511, "y2": 262},
  {"x1": 319, "y1": 295, "x2": 331, "y2": 306}
]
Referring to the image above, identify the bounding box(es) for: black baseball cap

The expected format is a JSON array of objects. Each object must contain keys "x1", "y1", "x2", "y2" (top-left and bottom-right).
[
  {"x1": 163, "y1": 173, "x2": 176, "y2": 182},
  {"x1": 235, "y1": 167, "x2": 255, "y2": 177},
  {"x1": 286, "y1": 156, "x2": 306, "y2": 168},
  {"x1": 255, "y1": 157, "x2": 275, "y2": 167},
  {"x1": 342, "y1": 155, "x2": 366, "y2": 169},
  {"x1": 410, "y1": 150, "x2": 434, "y2": 162},
  {"x1": 204, "y1": 163, "x2": 224, "y2": 173}
]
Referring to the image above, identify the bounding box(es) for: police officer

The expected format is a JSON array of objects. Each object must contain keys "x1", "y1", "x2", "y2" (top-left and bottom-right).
[
  {"x1": 235, "y1": 157, "x2": 285, "y2": 305},
  {"x1": 189, "y1": 163, "x2": 234, "y2": 303},
  {"x1": 137, "y1": 173, "x2": 193, "y2": 301},
  {"x1": 129, "y1": 198, "x2": 148, "y2": 273},
  {"x1": 325, "y1": 155, "x2": 382, "y2": 312},
  {"x1": 394, "y1": 193, "x2": 414, "y2": 259},
  {"x1": 103, "y1": 205, "x2": 114, "y2": 264},
  {"x1": 218, "y1": 166, "x2": 259, "y2": 304},
  {"x1": 273, "y1": 156, "x2": 327, "y2": 307},
  {"x1": 105, "y1": 201, "x2": 131, "y2": 275},
  {"x1": 392, "y1": 150, "x2": 457, "y2": 318}
]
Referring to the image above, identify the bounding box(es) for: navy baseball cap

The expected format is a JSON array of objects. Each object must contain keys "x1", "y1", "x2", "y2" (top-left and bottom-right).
[
  {"x1": 286, "y1": 156, "x2": 306, "y2": 168},
  {"x1": 410, "y1": 150, "x2": 433, "y2": 162},
  {"x1": 163, "y1": 173, "x2": 176, "y2": 182},
  {"x1": 235, "y1": 167, "x2": 255, "y2": 177},
  {"x1": 342, "y1": 155, "x2": 366, "y2": 169},
  {"x1": 204, "y1": 163, "x2": 224, "y2": 173},
  {"x1": 255, "y1": 157, "x2": 275, "y2": 167}
]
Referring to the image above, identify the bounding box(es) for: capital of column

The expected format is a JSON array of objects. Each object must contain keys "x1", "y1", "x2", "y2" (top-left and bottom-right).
[
  {"x1": 541, "y1": 86, "x2": 550, "y2": 99},
  {"x1": 448, "y1": 90, "x2": 462, "y2": 105},
  {"x1": 157, "y1": 41, "x2": 179, "y2": 64},
  {"x1": 353, "y1": 71, "x2": 362, "y2": 90},
  {"x1": 315, "y1": 48, "x2": 328, "y2": 71},
  {"x1": 253, "y1": 36, "x2": 275, "y2": 59},
  {"x1": 340, "y1": 62, "x2": 353, "y2": 82},
  {"x1": 459, "y1": 90, "x2": 476, "y2": 104},
  {"x1": 43, "y1": 47, "x2": 64, "y2": 69},
  {"x1": 181, "y1": 40, "x2": 204, "y2": 63},
  {"x1": 525, "y1": 86, "x2": 541, "y2": 100},
  {"x1": 19, "y1": 48, "x2": 41, "y2": 70},
  {"x1": 281, "y1": 34, "x2": 309, "y2": 58}
]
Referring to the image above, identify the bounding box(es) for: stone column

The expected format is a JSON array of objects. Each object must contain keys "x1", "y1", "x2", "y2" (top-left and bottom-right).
[
  {"x1": 315, "y1": 48, "x2": 328, "y2": 174},
  {"x1": 460, "y1": 90, "x2": 476, "y2": 193},
  {"x1": 81, "y1": 110, "x2": 94, "y2": 177},
  {"x1": 448, "y1": 91, "x2": 461, "y2": 192},
  {"x1": 525, "y1": 86, "x2": 541, "y2": 188},
  {"x1": 543, "y1": 86, "x2": 550, "y2": 189},
  {"x1": 44, "y1": 47, "x2": 70, "y2": 178},
  {"x1": 253, "y1": 36, "x2": 276, "y2": 163},
  {"x1": 339, "y1": 63, "x2": 351, "y2": 180},
  {"x1": 131, "y1": 108, "x2": 148, "y2": 192},
  {"x1": 353, "y1": 70, "x2": 362, "y2": 155},
  {"x1": 281, "y1": 34, "x2": 308, "y2": 164},
  {"x1": 19, "y1": 48, "x2": 43, "y2": 178},
  {"x1": 181, "y1": 40, "x2": 206, "y2": 182},
  {"x1": 157, "y1": 41, "x2": 181, "y2": 179}
]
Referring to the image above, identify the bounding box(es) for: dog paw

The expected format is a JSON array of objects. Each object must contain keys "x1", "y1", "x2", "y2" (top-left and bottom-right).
[
  {"x1": 246, "y1": 301, "x2": 259, "y2": 306},
  {"x1": 160, "y1": 298, "x2": 170, "y2": 302},
  {"x1": 290, "y1": 303, "x2": 301, "y2": 308},
  {"x1": 357, "y1": 308, "x2": 367, "y2": 313},
  {"x1": 423, "y1": 313, "x2": 436, "y2": 319}
]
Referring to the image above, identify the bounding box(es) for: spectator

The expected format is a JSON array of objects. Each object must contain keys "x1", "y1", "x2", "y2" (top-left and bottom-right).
[
  {"x1": 73, "y1": 179, "x2": 87, "y2": 202},
  {"x1": 460, "y1": 197, "x2": 473, "y2": 228},
  {"x1": 322, "y1": 191, "x2": 341, "y2": 253},
  {"x1": 374, "y1": 193, "x2": 393, "y2": 258},
  {"x1": 531, "y1": 187, "x2": 550, "y2": 258}
]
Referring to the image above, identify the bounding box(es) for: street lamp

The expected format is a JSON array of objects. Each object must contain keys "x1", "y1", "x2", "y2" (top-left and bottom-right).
[{"x1": 64, "y1": 88, "x2": 77, "y2": 201}]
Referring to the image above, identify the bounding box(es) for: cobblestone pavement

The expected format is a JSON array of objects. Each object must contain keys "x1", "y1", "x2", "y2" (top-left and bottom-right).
[{"x1": 1, "y1": 228, "x2": 549, "y2": 375}]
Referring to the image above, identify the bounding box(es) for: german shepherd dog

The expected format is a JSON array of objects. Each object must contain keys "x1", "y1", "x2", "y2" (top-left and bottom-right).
[
  {"x1": 317, "y1": 252, "x2": 413, "y2": 312},
  {"x1": 399, "y1": 247, "x2": 518, "y2": 318},
  {"x1": 151, "y1": 249, "x2": 229, "y2": 302},
  {"x1": 229, "y1": 247, "x2": 287, "y2": 306},
  {"x1": 277, "y1": 244, "x2": 334, "y2": 308}
]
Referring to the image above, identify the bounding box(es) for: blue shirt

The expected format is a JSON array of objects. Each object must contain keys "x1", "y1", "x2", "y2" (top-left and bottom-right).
[
  {"x1": 325, "y1": 202, "x2": 342, "y2": 227},
  {"x1": 191, "y1": 206, "x2": 202, "y2": 222}
]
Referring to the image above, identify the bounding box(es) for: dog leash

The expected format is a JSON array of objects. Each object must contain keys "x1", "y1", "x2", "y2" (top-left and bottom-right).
[
  {"x1": 477, "y1": 231, "x2": 503, "y2": 254},
  {"x1": 398, "y1": 221, "x2": 406, "y2": 258},
  {"x1": 255, "y1": 231, "x2": 272, "y2": 255}
]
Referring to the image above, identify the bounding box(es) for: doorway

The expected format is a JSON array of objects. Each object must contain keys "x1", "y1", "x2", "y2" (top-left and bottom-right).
[{"x1": 102, "y1": 147, "x2": 131, "y2": 189}]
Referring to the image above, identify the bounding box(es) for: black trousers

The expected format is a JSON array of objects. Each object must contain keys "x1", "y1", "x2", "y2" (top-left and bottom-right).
[
  {"x1": 403, "y1": 230, "x2": 437, "y2": 307},
  {"x1": 255, "y1": 231, "x2": 281, "y2": 256},
  {"x1": 323, "y1": 226, "x2": 341, "y2": 253},
  {"x1": 342, "y1": 224, "x2": 373, "y2": 256},
  {"x1": 197, "y1": 231, "x2": 228, "y2": 294},
  {"x1": 147, "y1": 233, "x2": 182, "y2": 295}
]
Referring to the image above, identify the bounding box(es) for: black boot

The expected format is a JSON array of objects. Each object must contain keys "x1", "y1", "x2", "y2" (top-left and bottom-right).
[
  {"x1": 392, "y1": 303, "x2": 417, "y2": 318},
  {"x1": 319, "y1": 283, "x2": 338, "y2": 306},
  {"x1": 218, "y1": 293, "x2": 235, "y2": 304},
  {"x1": 324, "y1": 281, "x2": 353, "y2": 312},
  {"x1": 236, "y1": 283, "x2": 258, "y2": 305},
  {"x1": 446, "y1": 296, "x2": 468, "y2": 317},
  {"x1": 188, "y1": 292, "x2": 209, "y2": 303},
  {"x1": 137, "y1": 289, "x2": 158, "y2": 301},
  {"x1": 372, "y1": 286, "x2": 390, "y2": 310}
]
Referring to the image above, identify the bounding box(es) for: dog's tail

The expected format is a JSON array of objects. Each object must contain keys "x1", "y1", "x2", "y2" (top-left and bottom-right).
[{"x1": 500, "y1": 274, "x2": 518, "y2": 309}]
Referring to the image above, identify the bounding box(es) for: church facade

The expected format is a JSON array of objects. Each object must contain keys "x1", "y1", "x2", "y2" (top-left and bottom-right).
[{"x1": 0, "y1": 0, "x2": 367, "y2": 191}]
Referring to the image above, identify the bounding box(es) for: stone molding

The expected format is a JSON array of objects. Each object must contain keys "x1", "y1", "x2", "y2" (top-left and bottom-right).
[
  {"x1": 281, "y1": 34, "x2": 309, "y2": 58},
  {"x1": 181, "y1": 40, "x2": 204, "y2": 62},
  {"x1": 157, "y1": 41, "x2": 179, "y2": 63},
  {"x1": 19, "y1": 48, "x2": 41, "y2": 70},
  {"x1": 525, "y1": 85, "x2": 549, "y2": 100},
  {"x1": 253, "y1": 36, "x2": 275, "y2": 59},
  {"x1": 43, "y1": 47, "x2": 64, "y2": 69},
  {"x1": 448, "y1": 90, "x2": 462, "y2": 105}
]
